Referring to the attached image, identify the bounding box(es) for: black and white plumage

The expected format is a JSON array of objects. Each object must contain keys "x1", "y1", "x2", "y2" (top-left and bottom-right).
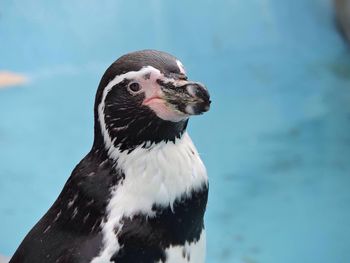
[{"x1": 10, "y1": 50, "x2": 211, "y2": 263}]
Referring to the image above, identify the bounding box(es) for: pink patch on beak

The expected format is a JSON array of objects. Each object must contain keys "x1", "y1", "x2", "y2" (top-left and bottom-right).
[
  {"x1": 143, "y1": 97, "x2": 186, "y2": 122},
  {"x1": 143, "y1": 96, "x2": 162, "y2": 105},
  {"x1": 138, "y1": 70, "x2": 187, "y2": 122}
]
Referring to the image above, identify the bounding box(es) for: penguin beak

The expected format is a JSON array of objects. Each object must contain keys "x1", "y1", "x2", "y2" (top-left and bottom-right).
[
  {"x1": 142, "y1": 76, "x2": 210, "y2": 122},
  {"x1": 159, "y1": 80, "x2": 211, "y2": 116}
]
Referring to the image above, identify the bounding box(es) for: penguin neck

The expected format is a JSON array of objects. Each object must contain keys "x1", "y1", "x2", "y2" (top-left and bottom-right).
[{"x1": 93, "y1": 108, "x2": 189, "y2": 155}]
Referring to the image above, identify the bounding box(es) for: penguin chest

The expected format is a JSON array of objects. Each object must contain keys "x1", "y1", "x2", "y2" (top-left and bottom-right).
[{"x1": 91, "y1": 133, "x2": 208, "y2": 263}]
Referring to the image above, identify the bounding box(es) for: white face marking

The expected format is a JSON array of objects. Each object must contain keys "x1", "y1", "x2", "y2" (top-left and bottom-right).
[
  {"x1": 160, "y1": 230, "x2": 206, "y2": 263},
  {"x1": 176, "y1": 59, "x2": 186, "y2": 75},
  {"x1": 91, "y1": 133, "x2": 208, "y2": 262},
  {"x1": 98, "y1": 66, "x2": 188, "y2": 127}
]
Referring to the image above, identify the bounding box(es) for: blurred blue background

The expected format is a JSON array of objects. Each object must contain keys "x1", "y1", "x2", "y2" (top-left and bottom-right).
[{"x1": 1, "y1": 0, "x2": 350, "y2": 262}]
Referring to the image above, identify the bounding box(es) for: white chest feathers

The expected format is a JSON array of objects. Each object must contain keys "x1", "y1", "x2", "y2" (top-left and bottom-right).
[{"x1": 91, "y1": 132, "x2": 208, "y2": 263}]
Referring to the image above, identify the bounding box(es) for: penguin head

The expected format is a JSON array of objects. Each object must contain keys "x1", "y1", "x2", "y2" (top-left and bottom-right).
[{"x1": 93, "y1": 50, "x2": 210, "y2": 152}]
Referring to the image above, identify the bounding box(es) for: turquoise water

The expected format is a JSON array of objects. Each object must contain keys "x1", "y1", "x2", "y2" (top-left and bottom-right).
[{"x1": 1, "y1": 0, "x2": 350, "y2": 262}]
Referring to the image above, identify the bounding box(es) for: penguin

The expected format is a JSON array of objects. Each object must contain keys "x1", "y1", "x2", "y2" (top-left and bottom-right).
[{"x1": 10, "y1": 50, "x2": 211, "y2": 263}]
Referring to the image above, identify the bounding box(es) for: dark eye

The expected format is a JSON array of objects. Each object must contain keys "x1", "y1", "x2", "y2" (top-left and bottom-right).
[{"x1": 128, "y1": 82, "x2": 141, "y2": 93}]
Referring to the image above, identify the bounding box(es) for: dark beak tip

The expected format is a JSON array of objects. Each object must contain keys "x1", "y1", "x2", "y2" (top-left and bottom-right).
[
  {"x1": 191, "y1": 84, "x2": 211, "y2": 114},
  {"x1": 202, "y1": 99, "x2": 211, "y2": 112},
  {"x1": 196, "y1": 100, "x2": 211, "y2": 114},
  {"x1": 205, "y1": 100, "x2": 211, "y2": 110}
]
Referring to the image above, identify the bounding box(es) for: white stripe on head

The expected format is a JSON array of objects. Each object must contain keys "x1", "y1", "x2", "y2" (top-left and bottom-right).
[
  {"x1": 176, "y1": 60, "x2": 186, "y2": 75},
  {"x1": 98, "y1": 66, "x2": 162, "y2": 153}
]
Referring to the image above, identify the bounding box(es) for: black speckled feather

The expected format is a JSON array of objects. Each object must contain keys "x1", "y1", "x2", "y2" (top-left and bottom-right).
[{"x1": 10, "y1": 150, "x2": 120, "y2": 263}]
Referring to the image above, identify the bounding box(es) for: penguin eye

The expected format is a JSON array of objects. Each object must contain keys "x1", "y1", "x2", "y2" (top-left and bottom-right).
[{"x1": 127, "y1": 82, "x2": 142, "y2": 94}]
